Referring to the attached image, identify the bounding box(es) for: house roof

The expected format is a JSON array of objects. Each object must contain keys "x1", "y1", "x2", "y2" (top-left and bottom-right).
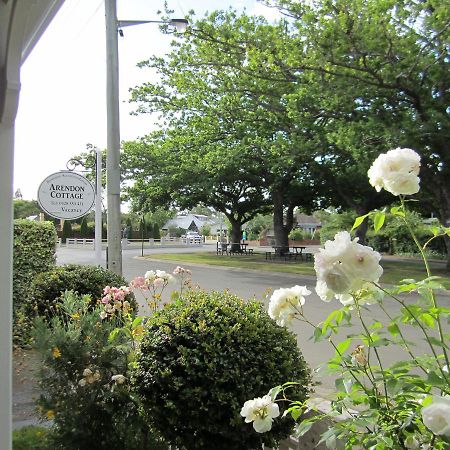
[
  {"x1": 295, "y1": 213, "x2": 321, "y2": 226},
  {"x1": 163, "y1": 214, "x2": 216, "y2": 230}
]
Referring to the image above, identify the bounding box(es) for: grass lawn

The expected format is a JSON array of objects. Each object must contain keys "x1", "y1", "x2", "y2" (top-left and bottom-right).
[{"x1": 142, "y1": 251, "x2": 450, "y2": 289}]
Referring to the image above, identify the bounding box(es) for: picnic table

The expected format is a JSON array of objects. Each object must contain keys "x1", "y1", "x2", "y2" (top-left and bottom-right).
[
  {"x1": 216, "y1": 242, "x2": 253, "y2": 255},
  {"x1": 266, "y1": 246, "x2": 307, "y2": 261}
]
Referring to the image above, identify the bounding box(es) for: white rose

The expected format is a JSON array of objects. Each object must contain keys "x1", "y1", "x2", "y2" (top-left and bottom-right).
[
  {"x1": 340, "y1": 243, "x2": 383, "y2": 283},
  {"x1": 323, "y1": 264, "x2": 352, "y2": 294},
  {"x1": 404, "y1": 435, "x2": 420, "y2": 449},
  {"x1": 368, "y1": 147, "x2": 421, "y2": 196},
  {"x1": 315, "y1": 280, "x2": 334, "y2": 302},
  {"x1": 268, "y1": 286, "x2": 311, "y2": 326},
  {"x1": 144, "y1": 270, "x2": 156, "y2": 280},
  {"x1": 240, "y1": 394, "x2": 280, "y2": 433},
  {"x1": 111, "y1": 374, "x2": 126, "y2": 384},
  {"x1": 421, "y1": 396, "x2": 450, "y2": 436},
  {"x1": 315, "y1": 232, "x2": 383, "y2": 303}
]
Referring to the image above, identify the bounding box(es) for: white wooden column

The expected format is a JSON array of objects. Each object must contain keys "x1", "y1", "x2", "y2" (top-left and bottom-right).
[
  {"x1": 0, "y1": 2, "x2": 64, "y2": 448},
  {"x1": 0, "y1": 123, "x2": 14, "y2": 450},
  {"x1": 0, "y1": 4, "x2": 23, "y2": 448}
]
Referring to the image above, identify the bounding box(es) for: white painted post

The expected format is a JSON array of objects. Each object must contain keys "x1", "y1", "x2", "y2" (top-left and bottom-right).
[{"x1": 0, "y1": 122, "x2": 14, "y2": 450}]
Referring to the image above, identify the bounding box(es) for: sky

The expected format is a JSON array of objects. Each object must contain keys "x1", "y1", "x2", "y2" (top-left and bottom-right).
[{"x1": 14, "y1": 0, "x2": 280, "y2": 201}]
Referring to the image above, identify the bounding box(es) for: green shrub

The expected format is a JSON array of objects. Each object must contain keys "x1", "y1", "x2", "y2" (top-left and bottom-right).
[
  {"x1": 30, "y1": 264, "x2": 137, "y2": 319},
  {"x1": 32, "y1": 292, "x2": 167, "y2": 450},
  {"x1": 61, "y1": 220, "x2": 72, "y2": 243},
  {"x1": 146, "y1": 221, "x2": 154, "y2": 238},
  {"x1": 319, "y1": 210, "x2": 355, "y2": 243},
  {"x1": 153, "y1": 223, "x2": 161, "y2": 240},
  {"x1": 168, "y1": 226, "x2": 185, "y2": 238},
  {"x1": 200, "y1": 224, "x2": 211, "y2": 236},
  {"x1": 288, "y1": 228, "x2": 304, "y2": 241},
  {"x1": 365, "y1": 211, "x2": 445, "y2": 255},
  {"x1": 12, "y1": 425, "x2": 52, "y2": 450},
  {"x1": 13, "y1": 220, "x2": 57, "y2": 344},
  {"x1": 245, "y1": 214, "x2": 272, "y2": 240},
  {"x1": 79, "y1": 217, "x2": 89, "y2": 238},
  {"x1": 132, "y1": 289, "x2": 311, "y2": 450}
]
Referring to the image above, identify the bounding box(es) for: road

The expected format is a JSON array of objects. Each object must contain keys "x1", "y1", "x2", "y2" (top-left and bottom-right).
[
  {"x1": 56, "y1": 244, "x2": 449, "y2": 390},
  {"x1": 13, "y1": 244, "x2": 449, "y2": 429}
]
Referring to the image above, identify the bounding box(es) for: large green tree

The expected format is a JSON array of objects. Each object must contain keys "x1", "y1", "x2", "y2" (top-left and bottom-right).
[
  {"x1": 266, "y1": 0, "x2": 450, "y2": 263},
  {"x1": 13, "y1": 199, "x2": 41, "y2": 219},
  {"x1": 123, "y1": 130, "x2": 272, "y2": 245},
  {"x1": 125, "y1": 11, "x2": 324, "y2": 246}
]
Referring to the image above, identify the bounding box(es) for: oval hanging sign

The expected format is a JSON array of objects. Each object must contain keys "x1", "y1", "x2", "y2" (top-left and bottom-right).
[{"x1": 37, "y1": 171, "x2": 96, "y2": 220}]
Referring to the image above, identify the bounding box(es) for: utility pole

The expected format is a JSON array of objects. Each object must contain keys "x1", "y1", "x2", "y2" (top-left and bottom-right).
[
  {"x1": 95, "y1": 147, "x2": 103, "y2": 264},
  {"x1": 105, "y1": 0, "x2": 122, "y2": 275}
]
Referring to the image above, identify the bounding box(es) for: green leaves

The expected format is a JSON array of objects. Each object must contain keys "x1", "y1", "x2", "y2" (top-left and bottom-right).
[
  {"x1": 351, "y1": 209, "x2": 387, "y2": 233},
  {"x1": 315, "y1": 308, "x2": 352, "y2": 342},
  {"x1": 335, "y1": 338, "x2": 353, "y2": 357},
  {"x1": 351, "y1": 213, "x2": 370, "y2": 231},
  {"x1": 390, "y1": 205, "x2": 405, "y2": 218}
]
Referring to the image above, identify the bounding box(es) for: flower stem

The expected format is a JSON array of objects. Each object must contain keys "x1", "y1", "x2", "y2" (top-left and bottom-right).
[
  {"x1": 375, "y1": 283, "x2": 450, "y2": 384},
  {"x1": 294, "y1": 311, "x2": 378, "y2": 401},
  {"x1": 377, "y1": 302, "x2": 428, "y2": 375},
  {"x1": 354, "y1": 300, "x2": 390, "y2": 409},
  {"x1": 400, "y1": 197, "x2": 450, "y2": 375}
]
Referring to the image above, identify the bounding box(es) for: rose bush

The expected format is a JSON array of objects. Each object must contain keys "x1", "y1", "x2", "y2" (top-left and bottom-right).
[
  {"x1": 32, "y1": 291, "x2": 166, "y2": 450},
  {"x1": 30, "y1": 264, "x2": 137, "y2": 320},
  {"x1": 242, "y1": 148, "x2": 450, "y2": 449}
]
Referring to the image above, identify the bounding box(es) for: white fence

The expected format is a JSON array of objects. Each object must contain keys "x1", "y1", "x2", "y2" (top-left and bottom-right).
[
  {"x1": 61, "y1": 237, "x2": 205, "y2": 248},
  {"x1": 65, "y1": 238, "x2": 95, "y2": 246}
]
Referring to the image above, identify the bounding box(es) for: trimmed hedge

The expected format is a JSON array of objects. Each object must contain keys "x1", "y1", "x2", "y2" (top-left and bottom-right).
[
  {"x1": 132, "y1": 289, "x2": 312, "y2": 450},
  {"x1": 30, "y1": 264, "x2": 137, "y2": 319},
  {"x1": 13, "y1": 220, "x2": 57, "y2": 343}
]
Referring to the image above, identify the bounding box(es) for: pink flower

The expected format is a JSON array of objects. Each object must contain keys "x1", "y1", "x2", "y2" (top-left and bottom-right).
[
  {"x1": 130, "y1": 276, "x2": 146, "y2": 289},
  {"x1": 101, "y1": 296, "x2": 110, "y2": 304},
  {"x1": 114, "y1": 291, "x2": 125, "y2": 301},
  {"x1": 103, "y1": 286, "x2": 111, "y2": 295},
  {"x1": 120, "y1": 285, "x2": 130, "y2": 294},
  {"x1": 173, "y1": 266, "x2": 191, "y2": 276}
]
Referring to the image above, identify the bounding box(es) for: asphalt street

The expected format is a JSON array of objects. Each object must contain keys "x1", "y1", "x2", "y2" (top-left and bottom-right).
[
  {"x1": 56, "y1": 244, "x2": 450, "y2": 388},
  {"x1": 13, "y1": 243, "x2": 449, "y2": 429}
]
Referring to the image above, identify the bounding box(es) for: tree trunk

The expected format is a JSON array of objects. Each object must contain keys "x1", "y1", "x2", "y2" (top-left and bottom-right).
[
  {"x1": 431, "y1": 184, "x2": 450, "y2": 271},
  {"x1": 228, "y1": 218, "x2": 242, "y2": 252},
  {"x1": 444, "y1": 235, "x2": 450, "y2": 271},
  {"x1": 272, "y1": 189, "x2": 294, "y2": 248},
  {"x1": 354, "y1": 216, "x2": 369, "y2": 245}
]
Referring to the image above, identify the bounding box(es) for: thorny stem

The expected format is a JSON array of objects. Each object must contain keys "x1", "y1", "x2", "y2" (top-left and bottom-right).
[
  {"x1": 375, "y1": 283, "x2": 450, "y2": 385},
  {"x1": 377, "y1": 302, "x2": 428, "y2": 375},
  {"x1": 294, "y1": 305, "x2": 380, "y2": 404},
  {"x1": 400, "y1": 197, "x2": 450, "y2": 375},
  {"x1": 354, "y1": 300, "x2": 390, "y2": 409}
]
